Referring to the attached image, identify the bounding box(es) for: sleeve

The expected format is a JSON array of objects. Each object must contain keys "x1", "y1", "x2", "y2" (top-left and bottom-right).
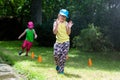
[
  {"x1": 25, "y1": 29, "x2": 28, "y2": 32},
  {"x1": 32, "y1": 29, "x2": 35, "y2": 32}
]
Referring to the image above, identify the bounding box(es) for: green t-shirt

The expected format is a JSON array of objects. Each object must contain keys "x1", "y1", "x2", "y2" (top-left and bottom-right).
[{"x1": 25, "y1": 29, "x2": 35, "y2": 42}]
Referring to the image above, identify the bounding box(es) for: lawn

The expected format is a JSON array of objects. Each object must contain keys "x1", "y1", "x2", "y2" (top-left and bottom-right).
[{"x1": 0, "y1": 41, "x2": 120, "y2": 80}]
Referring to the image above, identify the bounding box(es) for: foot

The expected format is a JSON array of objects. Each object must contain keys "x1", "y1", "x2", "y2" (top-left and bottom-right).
[
  {"x1": 56, "y1": 66, "x2": 59, "y2": 71},
  {"x1": 18, "y1": 51, "x2": 23, "y2": 55},
  {"x1": 58, "y1": 71, "x2": 64, "y2": 74},
  {"x1": 25, "y1": 54, "x2": 28, "y2": 56}
]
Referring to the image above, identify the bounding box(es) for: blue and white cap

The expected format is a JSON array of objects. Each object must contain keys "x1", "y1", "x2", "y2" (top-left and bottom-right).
[{"x1": 59, "y1": 9, "x2": 69, "y2": 18}]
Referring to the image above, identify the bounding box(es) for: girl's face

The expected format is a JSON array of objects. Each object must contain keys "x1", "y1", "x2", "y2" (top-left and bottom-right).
[{"x1": 58, "y1": 14, "x2": 66, "y2": 22}]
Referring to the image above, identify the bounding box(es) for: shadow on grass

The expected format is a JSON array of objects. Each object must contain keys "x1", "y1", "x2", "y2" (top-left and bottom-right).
[{"x1": 64, "y1": 72, "x2": 81, "y2": 78}]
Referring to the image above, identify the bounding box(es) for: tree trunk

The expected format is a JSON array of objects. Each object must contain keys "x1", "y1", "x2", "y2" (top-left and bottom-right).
[{"x1": 31, "y1": 0, "x2": 42, "y2": 25}]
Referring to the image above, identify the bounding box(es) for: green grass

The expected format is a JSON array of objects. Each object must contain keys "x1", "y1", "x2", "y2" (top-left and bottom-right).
[{"x1": 0, "y1": 41, "x2": 120, "y2": 80}]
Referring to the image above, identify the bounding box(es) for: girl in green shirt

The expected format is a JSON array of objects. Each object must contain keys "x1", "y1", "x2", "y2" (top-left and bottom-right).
[{"x1": 18, "y1": 21, "x2": 37, "y2": 56}]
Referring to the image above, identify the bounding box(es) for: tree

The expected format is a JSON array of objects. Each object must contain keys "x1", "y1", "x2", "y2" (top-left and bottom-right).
[
  {"x1": 31, "y1": 0, "x2": 42, "y2": 25},
  {"x1": 0, "y1": 0, "x2": 31, "y2": 40},
  {"x1": 70, "y1": 0, "x2": 120, "y2": 50}
]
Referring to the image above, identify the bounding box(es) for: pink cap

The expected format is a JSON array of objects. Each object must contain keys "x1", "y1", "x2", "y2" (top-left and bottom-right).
[{"x1": 28, "y1": 21, "x2": 34, "y2": 29}]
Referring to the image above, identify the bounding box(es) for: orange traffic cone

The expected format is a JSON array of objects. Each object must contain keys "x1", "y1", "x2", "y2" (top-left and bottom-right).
[
  {"x1": 31, "y1": 52, "x2": 35, "y2": 59},
  {"x1": 88, "y1": 58, "x2": 92, "y2": 67},
  {"x1": 38, "y1": 55, "x2": 42, "y2": 62}
]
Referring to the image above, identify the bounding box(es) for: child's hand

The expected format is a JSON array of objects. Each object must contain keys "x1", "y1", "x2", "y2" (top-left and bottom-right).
[
  {"x1": 66, "y1": 55, "x2": 69, "y2": 60},
  {"x1": 18, "y1": 36, "x2": 21, "y2": 39},
  {"x1": 56, "y1": 19, "x2": 59, "y2": 25},
  {"x1": 35, "y1": 35, "x2": 37, "y2": 39},
  {"x1": 68, "y1": 21, "x2": 73, "y2": 28}
]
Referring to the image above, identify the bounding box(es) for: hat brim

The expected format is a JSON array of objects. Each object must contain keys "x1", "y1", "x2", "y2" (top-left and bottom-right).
[
  {"x1": 28, "y1": 25, "x2": 34, "y2": 28},
  {"x1": 59, "y1": 12, "x2": 68, "y2": 18}
]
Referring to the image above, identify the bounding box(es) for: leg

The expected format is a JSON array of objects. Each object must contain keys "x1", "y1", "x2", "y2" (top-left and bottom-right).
[
  {"x1": 58, "y1": 41, "x2": 70, "y2": 73},
  {"x1": 58, "y1": 54, "x2": 66, "y2": 73},
  {"x1": 53, "y1": 43, "x2": 61, "y2": 71},
  {"x1": 22, "y1": 40, "x2": 27, "y2": 52},
  {"x1": 54, "y1": 56, "x2": 60, "y2": 71},
  {"x1": 26, "y1": 41, "x2": 32, "y2": 56},
  {"x1": 18, "y1": 40, "x2": 27, "y2": 55}
]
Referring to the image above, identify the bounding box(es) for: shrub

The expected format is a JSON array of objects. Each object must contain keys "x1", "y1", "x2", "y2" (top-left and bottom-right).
[{"x1": 73, "y1": 23, "x2": 112, "y2": 52}]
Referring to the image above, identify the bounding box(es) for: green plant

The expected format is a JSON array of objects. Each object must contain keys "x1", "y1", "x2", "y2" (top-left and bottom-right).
[{"x1": 73, "y1": 23, "x2": 112, "y2": 51}]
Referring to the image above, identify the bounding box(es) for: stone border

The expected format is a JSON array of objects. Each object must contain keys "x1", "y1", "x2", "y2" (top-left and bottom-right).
[{"x1": 0, "y1": 64, "x2": 25, "y2": 80}]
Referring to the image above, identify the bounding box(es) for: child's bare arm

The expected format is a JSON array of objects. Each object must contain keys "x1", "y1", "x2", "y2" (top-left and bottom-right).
[
  {"x1": 53, "y1": 19, "x2": 59, "y2": 35},
  {"x1": 34, "y1": 30, "x2": 37, "y2": 39},
  {"x1": 18, "y1": 30, "x2": 26, "y2": 39},
  {"x1": 66, "y1": 21, "x2": 73, "y2": 35}
]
